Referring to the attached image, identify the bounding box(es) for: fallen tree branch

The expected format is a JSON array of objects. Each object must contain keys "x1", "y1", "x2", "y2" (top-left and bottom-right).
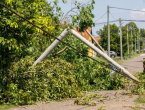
[{"x1": 51, "y1": 46, "x2": 68, "y2": 57}]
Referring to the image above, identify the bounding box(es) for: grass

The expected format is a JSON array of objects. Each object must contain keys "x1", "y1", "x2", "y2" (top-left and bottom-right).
[
  {"x1": 132, "y1": 71, "x2": 145, "y2": 110},
  {"x1": 133, "y1": 107, "x2": 145, "y2": 110},
  {"x1": 74, "y1": 93, "x2": 108, "y2": 106},
  {"x1": 133, "y1": 97, "x2": 145, "y2": 110},
  {"x1": 0, "y1": 104, "x2": 16, "y2": 110},
  {"x1": 115, "y1": 53, "x2": 143, "y2": 64},
  {"x1": 135, "y1": 94, "x2": 145, "y2": 103},
  {"x1": 94, "y1": 52, "x2": 143, "y2": 65}
]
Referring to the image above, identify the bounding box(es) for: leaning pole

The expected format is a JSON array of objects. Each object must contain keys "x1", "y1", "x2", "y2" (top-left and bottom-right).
[
  {"x1": 33, "y1": 29, "x2": 69, "y2": 66},
  {"x1": 70, "y1": 29, "x2": 140, "y2": 83},
  {"x1": 85, "y1": 29, "x2": 105, "y2": 53},
  {"x1": 33, "y1": 28, "x2": 140, "y2": 83}
]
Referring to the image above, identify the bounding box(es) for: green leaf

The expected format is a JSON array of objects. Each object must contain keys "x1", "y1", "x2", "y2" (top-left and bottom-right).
[
  {"x1": 0, "y1": 37, "x2": 4, "y2": 43},
  {"x1": 62, "y1": 0, "x2": 67, "y2": 4}
]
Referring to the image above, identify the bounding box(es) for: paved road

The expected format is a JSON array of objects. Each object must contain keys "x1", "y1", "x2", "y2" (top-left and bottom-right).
[{"x1": 121, "y1": 54, "x2": 145, "y2": 74}]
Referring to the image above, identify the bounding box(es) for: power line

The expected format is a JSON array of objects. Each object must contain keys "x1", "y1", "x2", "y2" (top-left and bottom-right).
[
  {"x1": 0, "y1": 2, "x2": 118, "y2": 72},
  {"x1": 94, "y1": 11, "x2": 108, "y2": 23},
  {"x1": 110, "y1": 6, "x2": 145, "y2": 13},
  {"x1": 95, "y1": 19, "x2": 145, "y2": 25},
  {"x1": 94, "y1": 24, "x2": 107, "y2": 27},
  {"x1": 122, "y1": 19, "x2": 145, "y2": 22},
  {"x1": 95, "y1": 20, "x2": 119, "y2": 25},
  {"x1": 110, "y1": 12, "x2": 116, "y2": 20}
]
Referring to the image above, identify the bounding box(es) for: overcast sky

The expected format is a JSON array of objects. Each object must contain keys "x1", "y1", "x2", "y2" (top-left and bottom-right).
[{"x1": 48, "y1": 0, "x2": 145, "y2": 36}]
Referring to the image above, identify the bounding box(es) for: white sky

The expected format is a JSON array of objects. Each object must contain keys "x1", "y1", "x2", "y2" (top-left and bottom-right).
[{"x1": 48, "y1": 0, "x2": 145, "y2": 36}]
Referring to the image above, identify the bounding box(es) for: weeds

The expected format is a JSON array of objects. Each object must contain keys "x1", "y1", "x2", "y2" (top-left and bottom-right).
[
  {"x1": 135, "y1": 94, "x2": 145, "y2": 103},
  {"x1": 0, "y1": 104, "x2": 16, "y2": 110},
  {"x1": 74, "y1": 93, "x2": 108, "y2": 106}
]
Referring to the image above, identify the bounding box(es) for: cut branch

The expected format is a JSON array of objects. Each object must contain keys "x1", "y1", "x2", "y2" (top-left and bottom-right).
[{"x1": 51, "y1": 46, "x2": 68, "y2": 57}]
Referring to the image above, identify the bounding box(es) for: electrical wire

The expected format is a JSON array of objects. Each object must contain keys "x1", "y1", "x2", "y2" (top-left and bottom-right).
[
  {"x1": 110, "y1": 12, "x2": 116, "y2": 20},
  {"x1": 94, "y1": 11, "x2": 108, "y2": 23},
  {"x1": 122, "y1": 19, "x2": 145, "y2": 22},
  {"x1": 95, "y1": 20, "x2": 119, "y2": 25},
  {"x1": 0, "y1": 2, "x2": 119, "y2": 72},
  {"x1": 95, "y1": 19, "x2": 145, "y2": 26},
  {"x1": 110, "y1": 6, "x2": 145, "y2": 13}
]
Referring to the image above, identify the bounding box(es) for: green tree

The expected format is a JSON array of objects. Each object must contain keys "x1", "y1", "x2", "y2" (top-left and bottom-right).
[
  {"x1": 97, "y1": 22, "x2": 143, "y2": 55},
  {"x1": 0, "y1": 0, "x2": 125, "y2": 105},
  {"x1": 122, "y1": 24, "x2": 132, "y2": 55},
  {"x1": 126, "y1": 22, "x2": 142, "y2": 53},
  {"x1": 97, "y1": 24, "x2": 120, "y2": 55},
  {"x1": 140, "y1": 28, "x2": 145, "y2": 38}
]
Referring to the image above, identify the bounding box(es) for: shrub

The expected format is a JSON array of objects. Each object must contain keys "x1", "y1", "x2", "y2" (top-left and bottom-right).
[
  {"x1": 0, "y1": 56, "x2": 124, "y2": 105},
  {"x1": 0, "y1": 56, "x2": 81, "y2": 105}
]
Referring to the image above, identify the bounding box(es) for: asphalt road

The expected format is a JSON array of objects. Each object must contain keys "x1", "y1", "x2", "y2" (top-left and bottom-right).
[{"x1": 121, "y1": 54, "x2": 145, "y2": 74}]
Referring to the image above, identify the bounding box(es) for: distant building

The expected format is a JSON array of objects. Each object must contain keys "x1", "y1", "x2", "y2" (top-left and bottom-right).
[
  {"x1": 75, "y1": 27, "x2": 101, "y2": 57},
  {"x1": 92, "y1": 36, "x2": 101, "y2": 57},
  {"x1": 61, "y1": 23, "x2": 102, "y2": 57},
  {"x1": 93, "y1": 36, "x2": 101, "y2": 43}
]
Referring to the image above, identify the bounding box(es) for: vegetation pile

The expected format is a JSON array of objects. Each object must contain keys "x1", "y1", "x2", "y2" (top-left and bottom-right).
[{"x1": 0, "y1": 55, "x2": 124, "y2": 105}]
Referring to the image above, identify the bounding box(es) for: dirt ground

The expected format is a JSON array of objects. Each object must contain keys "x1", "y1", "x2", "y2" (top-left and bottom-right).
[{"x1": 11, "y1": 54, "x2": 145, "y2": 110}]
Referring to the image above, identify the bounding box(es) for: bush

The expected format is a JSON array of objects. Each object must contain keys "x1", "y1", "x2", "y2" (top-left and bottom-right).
[
  {"x1": 131, "y1": 72, "x2": 145, "y2": 94},
  {"x1": 0, "y1": 56, "x2": 81, "y2": 105},
  {"x1": 74, "y1": 58, "x2": 124, "y2": 91},
  {"x1": 0, "y1": 56, "x2": 124, "y2": 105}
]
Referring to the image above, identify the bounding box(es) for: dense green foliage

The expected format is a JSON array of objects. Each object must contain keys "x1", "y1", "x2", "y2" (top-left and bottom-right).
[
  {"x1": 1, "y1": 56, "x2": 81, "y2": 105},
  {"x1": 131, "y1": 72, "x2": 145, "y2": 94},
  {"x1": 97, "y1": 24, "x2": 120, "y2": 54},
  {"x1": 0, "y1": 56, "x2": 124, "y2": 105},
  {"x1": 74, "y1": 59, "x2": 124, "y2": 90},
  {"x1": 0, "y1": 0, "x2": 56, "y2": 71},
  {"x1": 140, "y1": 28, "x2": 145, "y2": 38},
  {"x1": 71, "y1": 0, "x2": 95, "y2": 31},
  {"x1": 0, "y1": 0, "x2": 125, "y2": 106}
]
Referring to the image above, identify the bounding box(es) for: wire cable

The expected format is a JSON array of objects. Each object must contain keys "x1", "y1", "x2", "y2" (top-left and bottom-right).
[
  {"x1": 110, "y1": 12, "x2": 116, "y2": 20},
  {"x1": 95, "y1": 20, "x2": 119, "y2": 25},
  {"x1": 0, "y1": 2, "x2": 120, "y2": 72},
  {"x1": 95, "y1": 19, "x2": 145, "y2": 26},
  {"x1": 110, "y1": 6, "x2": 145, "y2": 13},
  {"x1": 94, "y1": 11, "x2": 108, "y2": 23},
  {"x1": 122, "y1": 19, "x2": 145, "y2": 22}
]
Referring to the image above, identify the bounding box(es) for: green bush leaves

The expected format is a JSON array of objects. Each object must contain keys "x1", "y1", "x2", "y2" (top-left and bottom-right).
[{"x1": 0, "y1": 56, "x2": 124, "y2": 105}]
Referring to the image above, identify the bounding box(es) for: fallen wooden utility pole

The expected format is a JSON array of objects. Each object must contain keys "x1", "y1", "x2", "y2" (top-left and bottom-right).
[{"x1": 33, "y1": 29, "x2": 140, "y2": 83}]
